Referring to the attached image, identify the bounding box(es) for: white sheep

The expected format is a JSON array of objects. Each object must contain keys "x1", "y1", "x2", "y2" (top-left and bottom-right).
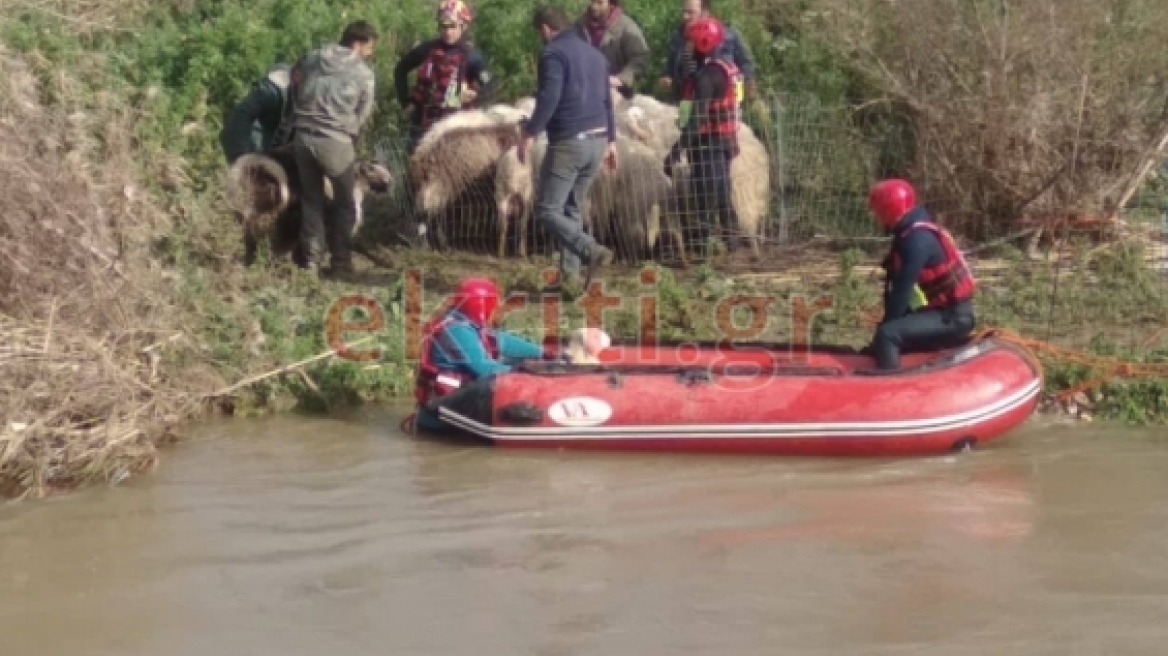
[
  {"x1": 613, "y1": 96, "x2": 769, "y2": 259},
  {"x1": 493, "y1": 133, "x2": 686, "y2": 266},
  {"x1": 493, "y1": 134, "x2": 547, "y2": 258},
  {"x1": 564, "y1": 327, "x2": 612, "y2": 364},
  {"x1": 589, "y1": 136, "x2": 688, "y2": 267},
  {"x1": 408, "y1": 118, "x2": 526, "y2": 251}
]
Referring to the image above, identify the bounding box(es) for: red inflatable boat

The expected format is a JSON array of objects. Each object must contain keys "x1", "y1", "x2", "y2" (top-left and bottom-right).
[{"x1": 425, "y1": 336, "x2": 1043, "y2": 457}]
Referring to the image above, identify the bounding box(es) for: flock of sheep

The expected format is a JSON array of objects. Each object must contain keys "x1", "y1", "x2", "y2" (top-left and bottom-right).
[{"x1": 226, "y1": 92, "x2": 771, "y2": 269}]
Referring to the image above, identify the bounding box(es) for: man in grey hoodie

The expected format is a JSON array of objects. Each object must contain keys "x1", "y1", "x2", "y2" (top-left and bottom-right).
[{"x1": 290, "y1": 20, "x2": 378, "y2": 276}]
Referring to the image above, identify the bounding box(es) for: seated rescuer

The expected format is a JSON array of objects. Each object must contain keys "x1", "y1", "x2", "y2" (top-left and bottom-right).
[
  {"x1": 663, "y1": 17, "x2": 746, "y2": 251},
  {"x1": 394, "y1": 0, "x2": 497, "y2": 154},
  {"x1": 868, "y1": 179, "x2": 978, "y2": 370},
  {"x1": 414, "y1": 277, "x2": 547, "y2": 431}
]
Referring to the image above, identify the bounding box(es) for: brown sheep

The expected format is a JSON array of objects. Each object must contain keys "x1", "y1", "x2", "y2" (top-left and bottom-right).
[{"x1": 225, "y1": 148, "x2": 394, "y2": 266}]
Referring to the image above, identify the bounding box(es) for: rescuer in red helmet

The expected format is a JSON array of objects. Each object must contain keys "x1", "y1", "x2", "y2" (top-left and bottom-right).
[
  {"x1": 413, "y1": 276, "x2": 546, "y2": 431},
  {"x1": 867, "y1": 179, "x2": 978, "y2": 370},
  {"x1": 394, "y1": 0, "x2": 498, "y2": 154},
  {"x1": 662, "y1": 16, "x2": 747, "y2": 251}
]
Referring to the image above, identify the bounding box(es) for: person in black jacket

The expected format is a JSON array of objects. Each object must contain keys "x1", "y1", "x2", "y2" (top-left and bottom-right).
[
  {"x1": 394, "y1": 0, "x2": 497, "y2": 154},
  {"x1": 219, "y1": 63, "x2": 296, "y2": 164},
  {"x1": 868, "y1": 179, "x2": 978, "y2": 370},
  {"x1": 663, "y1": 17, "x2": 745, "y2": 251}
]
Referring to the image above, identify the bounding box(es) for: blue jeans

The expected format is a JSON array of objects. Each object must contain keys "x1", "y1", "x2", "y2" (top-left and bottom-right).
[{"x1": 535, "y1": 134, "x2": 607, "y2": 279}]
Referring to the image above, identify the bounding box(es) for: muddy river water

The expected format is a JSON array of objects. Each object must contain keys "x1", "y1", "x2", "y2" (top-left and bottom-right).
[{"x1": 3, "y1": 404, "x2": 1168, "y2": 655}]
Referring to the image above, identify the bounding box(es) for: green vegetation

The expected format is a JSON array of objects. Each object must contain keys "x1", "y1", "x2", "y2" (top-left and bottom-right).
[{"x1": 2, "y1": 0, "x2": 1168, "y2": 500}]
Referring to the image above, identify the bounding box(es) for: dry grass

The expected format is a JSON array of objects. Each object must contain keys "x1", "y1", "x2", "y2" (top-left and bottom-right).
[
  {"x1": 0, "y1": 48, "x2": 222, "y2": 499},
  {"x1": 798, "y1": 0, "x2": 1168, "y2": 238},
  {"x1": 0, "y1": 0, "x2": 153, "y2": 36}
]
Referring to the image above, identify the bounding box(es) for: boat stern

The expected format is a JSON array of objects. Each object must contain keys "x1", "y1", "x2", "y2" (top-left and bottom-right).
[{"x1": 434, "y1": 373, "x2": 534, "y2": 438}]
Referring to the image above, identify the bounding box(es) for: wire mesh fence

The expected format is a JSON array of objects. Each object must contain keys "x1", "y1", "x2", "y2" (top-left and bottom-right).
[
  {"x1": 366, "y1": 91, "x2": 901, "y2": 265},
  {"x1": 358, "y1": 90, "x2": 1168, "y2": 356}
]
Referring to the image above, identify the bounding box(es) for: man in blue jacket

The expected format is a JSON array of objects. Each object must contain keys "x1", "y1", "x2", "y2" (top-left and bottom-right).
[
  {"x1": 413, "y1": 277, "x2": 547, "y2": 432},
  {"x1": 658, "y1": 0, "x2": 756, "y2": 101},
  {"x1": 868, "y1": 179, "x2": 978, "y2": 370},
  {"x1": 520, "y1": 4, "x2": 618, "y2": 293}
]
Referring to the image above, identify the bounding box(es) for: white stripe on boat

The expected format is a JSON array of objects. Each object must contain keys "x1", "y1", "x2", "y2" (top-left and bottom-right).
[{"x1": 436, "y1": 379, "x2": 1042, "y2": 441}]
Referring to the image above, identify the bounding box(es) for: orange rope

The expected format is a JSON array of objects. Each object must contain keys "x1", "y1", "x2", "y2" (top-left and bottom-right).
[
  {"x1": 400, "y1": 412, "x2": 416, "y2": 434},
  {"x1": 856, "y1": 306, "x2": 1168, "y2": 402}
]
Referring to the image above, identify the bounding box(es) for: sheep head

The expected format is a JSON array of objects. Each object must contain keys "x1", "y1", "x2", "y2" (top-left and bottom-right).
[
  {"x1": 357, "y1": 160, "x2": 394, "y2": 193},
  {"x1": 226, "y1": 153, "x2": 290, "y2": 218}
]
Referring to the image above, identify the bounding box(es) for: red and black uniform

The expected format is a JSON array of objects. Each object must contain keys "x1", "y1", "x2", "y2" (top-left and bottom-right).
[
  {"x1": 678, "y1": 58, "x2": 741, "y2": 157},
  {"x1": 394, "y1": 38, "x2": 495, "y2": 150},
  {"x1": 665, "y1": 57, "x2": 744, "y2": 250},
  {"x1": 872, "y1": 207, "x2": 978, "y2": 370}
]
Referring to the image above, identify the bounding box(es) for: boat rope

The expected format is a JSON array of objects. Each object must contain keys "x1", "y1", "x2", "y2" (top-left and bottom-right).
[
  {"x1": 853, "y1": 305, "x2": 1168, "y2": 402},
  {"x1": 399, "y1": 412, "x2": 416, "y2": 435}
]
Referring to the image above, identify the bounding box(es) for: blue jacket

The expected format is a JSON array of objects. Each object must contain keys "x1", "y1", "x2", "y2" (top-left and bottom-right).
[
  {"x1": 882, "y1": 207, "x2": 948, "y2": 321},
  {"x1": 428, "y1": 310, "x2": 545, "y2": 378},
  {"x1": 663, "y1": 23, "x2": 755, "y2": 94},
  {"x1": 524, "y1": 28, "x2": 616, "y2": 143}
]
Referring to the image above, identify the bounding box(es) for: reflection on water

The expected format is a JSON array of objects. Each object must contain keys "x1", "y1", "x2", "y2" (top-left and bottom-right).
[{"x1": 2, "y1": 405, "x2": 1168, "y2": 655}]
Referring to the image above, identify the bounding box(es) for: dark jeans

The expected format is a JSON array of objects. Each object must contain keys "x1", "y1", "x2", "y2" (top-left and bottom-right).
[
  {"x1": 294, "y1": 133, "x2": 357, "y2": 266},
  {"x1": 535, "y1": 134, "x2": 607, "y2": 279},
  {"x1": 871, "y1": 300, "x2": 976, "y2": 370},
  {"x1": 687, "y1": 147, "x2": 740, "y2": 249}
]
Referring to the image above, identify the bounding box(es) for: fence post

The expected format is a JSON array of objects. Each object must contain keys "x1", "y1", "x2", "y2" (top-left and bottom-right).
[{"x1": 773, "y1": 92, "x2": 790, "y2": 245}]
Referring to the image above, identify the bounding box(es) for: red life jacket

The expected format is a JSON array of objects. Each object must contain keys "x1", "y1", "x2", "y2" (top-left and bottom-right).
[
  {"x1": 889, "y1": 221, "x2": 977, "y2": 309},
  {"x1": 414, "y1": 312, "x2": 499, "y2": 406},
  {"x1": 409, "y1": 40, "x2": 475, "y2": 129},
  {"x1": 681, "y1": 58, "x2": 742, "y2": 156}
]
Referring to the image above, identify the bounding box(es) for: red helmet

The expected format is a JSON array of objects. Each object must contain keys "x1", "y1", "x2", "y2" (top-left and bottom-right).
[
  {"x1": 685, "y1": 17, "x2": 725, "y2": 57},
  {"x1": 437, "y1": 0, "x2": 473, "y2": 25},
  {"x1": 453, "y1": 277, "x2": 499, "y2": 326},
  {"x1": 868, "y1": 179, "x2": 917, "y2": 229}
]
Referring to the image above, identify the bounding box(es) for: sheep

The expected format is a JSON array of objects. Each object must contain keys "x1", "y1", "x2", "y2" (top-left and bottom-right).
[
  {"x1": 615, "y1": 97, "x2": 769, "y2": 259},
  {"x1": 513, "y1": 96, "x2": 536, "y2": 116},
  {"x1": 412, "y1": 108, "x2": 513, "y2": 158},
  {"x1": 493, "y1": 133, "x2": 687, "y2": 266},
  {"x1": 728, "y1": 124, "x2": 769, "y2": 257},
  {"x1": 408, "y1": 120, "x2": 526, "y2": 251},
  {"x1": 493, "y1": 133, "x2": 547, "y2": 258},
  {"x1": 225, "y1": 148, "x2": 394, "y2": 266},
  {"x1": 564, "y1": 327, "x2": 612, "y2": 365},
  {"x1": 589, "y1": 136, "x2": 688, "y2": 267},
  {"x1": 485, "y1": 103, "x2": 530, "y2": 123},
  {"x1": 618, "y1": 94, "x2": 681, "y2": 158}
]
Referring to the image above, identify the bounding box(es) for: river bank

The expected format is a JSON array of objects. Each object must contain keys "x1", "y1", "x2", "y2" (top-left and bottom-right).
[{"x1": 5, "y1": 222, "x2": 1167, "y2": 500}]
